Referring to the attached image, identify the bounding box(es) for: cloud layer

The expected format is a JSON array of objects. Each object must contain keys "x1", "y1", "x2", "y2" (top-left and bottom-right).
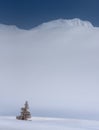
[{"x1": 0, "y1": 19, "x2": 99, "y2": 119}]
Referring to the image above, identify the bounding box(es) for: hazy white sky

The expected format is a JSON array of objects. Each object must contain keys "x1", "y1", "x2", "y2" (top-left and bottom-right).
[{"x1": 0, "y1": 19, "x2": 99, "y2": 120}]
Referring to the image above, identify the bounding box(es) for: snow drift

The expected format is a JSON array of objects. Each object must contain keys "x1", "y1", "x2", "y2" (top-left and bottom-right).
[{"x1": 0, "y1": 18, "x2": 99, "y2": 120}]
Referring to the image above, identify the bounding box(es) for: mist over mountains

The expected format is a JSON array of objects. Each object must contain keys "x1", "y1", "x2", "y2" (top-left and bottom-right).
[{"x1": 0, "y1": 18, "x2": 99, "y2": 120}]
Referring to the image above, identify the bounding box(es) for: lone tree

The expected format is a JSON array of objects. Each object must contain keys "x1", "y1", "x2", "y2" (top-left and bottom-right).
[{"x1": 16, "y1": 101, "x2": 31, "y2": 120}]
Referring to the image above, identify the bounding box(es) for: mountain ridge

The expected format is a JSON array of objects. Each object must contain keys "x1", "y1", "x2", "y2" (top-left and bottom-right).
[
  {"x1": 0, "y1": 18, "x2": 96, "y2": 31},
  {"x1": 36, "y1": 18, "x2": 94, "y2": 30}
]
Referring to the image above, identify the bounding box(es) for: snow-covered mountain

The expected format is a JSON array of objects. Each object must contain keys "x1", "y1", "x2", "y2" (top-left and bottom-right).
[
  {"x1": 0, "y1": 18, "x2": 99, "y2": 120},
  {"x1": 36, "y1": 18, "x2": 93, "y2": 29}
]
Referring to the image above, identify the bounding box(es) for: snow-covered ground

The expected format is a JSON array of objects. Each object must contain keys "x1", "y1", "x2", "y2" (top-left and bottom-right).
[{"x1": 0, "y1": 116, "x2": 99, "y2": 130}]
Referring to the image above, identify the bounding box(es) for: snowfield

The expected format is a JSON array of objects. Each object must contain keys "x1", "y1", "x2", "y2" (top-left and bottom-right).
[{"x1": 0, "y1": 116, "x2": 99, "y2": 130}]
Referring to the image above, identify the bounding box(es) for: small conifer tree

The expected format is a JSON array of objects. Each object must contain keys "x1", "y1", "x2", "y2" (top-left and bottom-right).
[{"x1": 16, "y1": 101, "x2": 31, "y2": 120}]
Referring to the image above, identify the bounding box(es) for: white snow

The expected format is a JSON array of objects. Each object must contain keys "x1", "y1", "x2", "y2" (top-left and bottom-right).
[
  {"x1": 36, "y1": 18, "x2": 93, "y2": 30},
  {"x1": 0, "y1": 18, "x2": 99, "y2": 121},
  {"x1": 0, "y1": 116, "x2": 99, "y2": 130}
]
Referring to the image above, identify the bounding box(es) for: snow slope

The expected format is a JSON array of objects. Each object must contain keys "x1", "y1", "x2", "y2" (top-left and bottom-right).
[
  {"x1": 0, "y1": 18, "x2": 99, "y2": 120},
  {"x1": 0, "y1": 116, "x2": 99, "y2": 130}
]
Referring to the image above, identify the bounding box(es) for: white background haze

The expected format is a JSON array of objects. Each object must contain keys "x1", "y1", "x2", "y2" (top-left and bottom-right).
[{"x1": 0, "y1": 18, "x2": 99, "y2": 120}]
